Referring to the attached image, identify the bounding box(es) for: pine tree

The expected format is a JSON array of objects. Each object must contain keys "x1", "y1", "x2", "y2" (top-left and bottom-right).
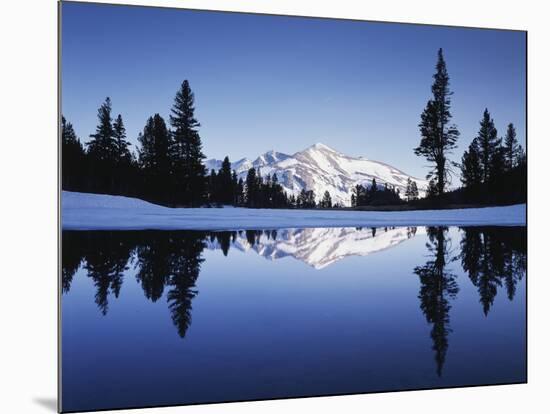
[
  {"x1": 236, "y1": 177, "x2": 245, "y2": 205},
  {"x1": 218, "y1": 156, "x2": 233, "y2": 204},
  {"x1": 289, "y1": 194, "x2": 297, "y2": 208},
  {"x1": 405, "y1": 178, "x2": 413, "y2": 202},
  {"x1": 137, "y1": 114, "x2": 172, "y2": 202},
  {"x1": 516, "y1": 144, "x2": 526, "y2": 166},
  {"x1": 231, "y1": 171, "x2": 239, "y2": 205},
  {"x1": 170, "y1": 80, "x2": 206, "y2": 206},
  {"x1": 489, "y1": 145, "x2": 507, "y2": 183},
  {"x1": 321, "y1": 191, "x2": 332, "y2": 208},
  {"x1": 411, "y1": 181, "x2": 419, "y2": 200},
  {"x1": 476, "y1": 109, "x2": 500, "y2": 183},
  {"x1": 461, "y1": 139, "x2": 482, "y2": 188},
  {"x1": 112, "y1": 114, "x2": 132, "y2": 165},
  {"x1": 245, "y1": 167, "x2": 258, "y2": 207},
  {"x1": 61, "y1": 116, "x2": 85, "y2": 190},
  {"x1": 503, "y1": 123, "x2": 519, "y2": 170},
  {"x1": 87, "y1": 97, "x2": 116, "y2": 162},
  {"x1": 414, "y1": 49, "x2": 460, "y2": 196},
  {"x1": 427, "y1": 179, "x2": 438, "y2": 198},
  {"x1": 208, "y1": 169, "x2": 218, "y2": 204}
]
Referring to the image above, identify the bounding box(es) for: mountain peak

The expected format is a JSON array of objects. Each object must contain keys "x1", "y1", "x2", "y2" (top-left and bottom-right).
[{"x1": 310, "y1": 142, "x2": 335, "y2": 151}]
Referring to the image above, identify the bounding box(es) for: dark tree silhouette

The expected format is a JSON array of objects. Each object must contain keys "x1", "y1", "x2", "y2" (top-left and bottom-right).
[
  {"x1": 460, "y1": 227, "x2": 526, "y2": 314},
  {"x1": 414, "y1": 49, "x2": 460, "y2": 196},
  {"x1": 476, "y1": 109, "x2": 500, "y2": 184},
  {"x1": 460, "y1": 138, "x2": 482, "y2": 190},
  {"x1": 61, "y1": 231, "x2": 85, "y2": 294},
  {"x1": 82, "y1": 232, "x2": 135, "y2": 315},
  {"x1": 87, "y1": 97, "x2": 116, "y2": 163},
  {"x1": 166, "y1": 234, "x2": 206, "y2": 338},
  {"x1": 413, "y1": 227, "x2": 458, "y2": 376},
  {"x1": 112, "y1": 114, "x2": 132, "y2": 165},
  {"x1": 504, "y1": 123, "x2": 520, "y2": 170},
  {"x1": 61, "y1": 116, "x2": 86, "y2": 191},
  {"x1": 138, "y1": 114, "x2": 172, "y2": 203},
  {"x1": 320, "y1": 191, "x2": 332, "y2": 208},
  {"x1": 169, "y1": 80, "x2": 206, "y2": 206}
]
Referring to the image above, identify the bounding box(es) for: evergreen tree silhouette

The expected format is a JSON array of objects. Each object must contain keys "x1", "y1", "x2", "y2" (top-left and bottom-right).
[
  {"x1": 461, "y1": 138, "x2": 482, "y2": 189},
  {"x1": 112, "y1": 114, "x2": 132, "y2": 165},
  {"x1": 82, "y1": 232, "x2": 134, "y2": 315},
  {"x1": 460, "y1": 227, "x2": 526, "y2": 314},
  {"x1": 414, "y1": 49, "x2": 460, "y2": 196},
  {"x1": 413, "y1": 227, "x2": 458, "y2": 376},
  {"x1": 169, "y1": 80, "x2": 206, "y2": 206},
  {"x1": 504, "y1": 123, "x2": 520, "y2": 170},
  {"x1": 476, "y1": 109, "x2": 500, "y2": 184},
  {"x1": 166, "y1": 234, "x2": 206, "y2": 338},
  {"x1": 137, "y1": 114, "x2": 172, "y2": 203},
  {"x1": 87, "y1": 97, "x2": 116, "y2": 163},
  {"x1": 61, "y1": 116, "x2": 85, "y2": 191}
]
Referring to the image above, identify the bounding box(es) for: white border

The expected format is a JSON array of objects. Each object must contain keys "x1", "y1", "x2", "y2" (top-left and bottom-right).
[{"x1": 2, "y1": 1, "x2": 548, "y2": 413}]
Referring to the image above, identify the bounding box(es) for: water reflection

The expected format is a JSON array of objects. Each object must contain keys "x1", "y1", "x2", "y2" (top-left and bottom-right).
[
  {"x1": 460, "y1": 227, "x2": 527, "y2": 314},
  {"x1": 413, "y1": 227, "x2": 459, "y2": 376},
  {"x1": 62, "y1": 226, "x2": 526, "y2": 364}
]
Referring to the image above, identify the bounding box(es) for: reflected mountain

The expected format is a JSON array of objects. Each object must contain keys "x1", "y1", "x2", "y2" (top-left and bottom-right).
[{"x1": 206, "y1": 226, "x2": 419, "y2": 269}]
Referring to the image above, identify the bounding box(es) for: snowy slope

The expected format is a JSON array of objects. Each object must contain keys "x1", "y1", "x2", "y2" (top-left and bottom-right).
[
  {"x1": 206, "y1": 227, "x2": 421, "y2": 269},
  {"x1": 205, "y1": 143, "x2": 428, "y2": 206},
  {"x1": 62, "y1": 191, "x2": 526, "y2": 230}
]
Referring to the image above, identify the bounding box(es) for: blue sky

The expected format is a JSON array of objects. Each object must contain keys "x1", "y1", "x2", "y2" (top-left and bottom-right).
[{"x1": 61, "y1": 2, "x2": 526, "y2": 179}]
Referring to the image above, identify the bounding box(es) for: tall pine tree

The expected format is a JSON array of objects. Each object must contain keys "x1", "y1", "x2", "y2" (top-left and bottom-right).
[
  {"x1": 503, "y1": 123, "x2": 519, "y2": 170},
  {"x1": 476, "y1": 109, "x2": 500, "y2": 184},
  {"x1": 461, "y1": 139, "x2": 482, "y2": 189},
  {"x1": 414, "y1": 49, "x2": 460, "y2": 196},
  {"x1": 87, "y1": 97, "x2": 116, "y2": 162},
  {"x1": 138, "y1": 114, "x2": 172, "y2": 202},
  {"x1": 170, "y1": 80, "x2": 206, "y2": 206},
  {"x1": 61, "y1": 116, "x2": 85, "y2": 190},
  {"x1": 112, "y1": 114, "x2": 132, "y2": 165}
]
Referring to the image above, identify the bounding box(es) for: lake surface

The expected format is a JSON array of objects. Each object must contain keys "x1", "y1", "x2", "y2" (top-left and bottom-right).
[{"x1": 61, "y1": 226, "x2": 526, "y2": 412}]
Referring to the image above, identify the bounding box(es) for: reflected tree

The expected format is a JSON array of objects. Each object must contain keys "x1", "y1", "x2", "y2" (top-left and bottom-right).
[
  {"x1": 135, "y1": 233, "x2": 173, "y2": 302},
  {"x1": 61, "y1": 232, "x2": 85, "y2": 294},
  {"x1": 215, "y1": 232, "x2": 232, "y2": 256},
  {"x1": 460, "y1": 227, "x2": 526, "y2": 314},
  {"x1": 413, "y1": 227, "x2": 458, "y2": 376},
  {"x1": 82, "y1": 232, "x2": 135, "y2": 315},
  {"x1": 166, "y1": 235, "x2": 206, "y2": 338}
]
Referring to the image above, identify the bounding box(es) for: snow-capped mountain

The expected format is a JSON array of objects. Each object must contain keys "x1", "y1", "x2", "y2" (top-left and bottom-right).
[
  {"x1": 206, "y1": 143, "x2": 427, "y2": 206},
  {"x1": 206, "y1": 226, "x2": 421, "y2": 269}
]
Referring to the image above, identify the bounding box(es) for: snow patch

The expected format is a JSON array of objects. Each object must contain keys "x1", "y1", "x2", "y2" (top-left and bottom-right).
[{"x1": 62, "y1": 191, "x2": 527, "y2": 231}]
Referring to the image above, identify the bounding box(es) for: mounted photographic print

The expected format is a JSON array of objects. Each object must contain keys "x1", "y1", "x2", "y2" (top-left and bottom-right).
[{"x1": 59, "y1": 1, "x2": 527, "y2": 412}]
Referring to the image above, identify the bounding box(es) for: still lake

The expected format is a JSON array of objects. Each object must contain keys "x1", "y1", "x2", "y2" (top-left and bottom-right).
[{"x1": 61, "y1": 226, "x2": 526, "y2": 412}]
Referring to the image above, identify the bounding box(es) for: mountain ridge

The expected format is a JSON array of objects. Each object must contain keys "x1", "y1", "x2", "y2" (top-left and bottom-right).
[{"x1": 205, "y1": 143, "x2": 428, "y2": 206}]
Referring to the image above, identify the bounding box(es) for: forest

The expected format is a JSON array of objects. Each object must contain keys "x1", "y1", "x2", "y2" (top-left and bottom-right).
[{"x1": 62, "y1": 49, "x2": 526, "y2": 209}]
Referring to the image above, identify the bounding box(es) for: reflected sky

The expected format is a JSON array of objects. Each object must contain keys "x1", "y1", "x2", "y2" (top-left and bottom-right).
[{"x1": 61, "y1": 226, "x2": 526, "y2": 412}]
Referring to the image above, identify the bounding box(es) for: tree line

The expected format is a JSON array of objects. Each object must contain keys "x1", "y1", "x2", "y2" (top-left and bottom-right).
[
  {"x1": 63, "y1": 49, "x2": 526, "y2": 209},
  {"x1": 62, "y1": 80, "x2": 334, "y2": 209},
  {"x1": 351, "y1": 178, "x2": 402, "y2": 207},
  {"x1": 413, "y1": 48, "x2": 526, "y2": 206}
]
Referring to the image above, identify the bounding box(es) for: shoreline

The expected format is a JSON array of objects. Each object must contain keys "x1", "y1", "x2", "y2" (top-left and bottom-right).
[{"x1": 61, "y1": 191, "x2": 526, "y2": 231}]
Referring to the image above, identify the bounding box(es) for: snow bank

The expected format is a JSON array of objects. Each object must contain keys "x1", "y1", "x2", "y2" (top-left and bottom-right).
[{"x1": 61, "y1": 191, "x2": 526, "y2": 231}]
